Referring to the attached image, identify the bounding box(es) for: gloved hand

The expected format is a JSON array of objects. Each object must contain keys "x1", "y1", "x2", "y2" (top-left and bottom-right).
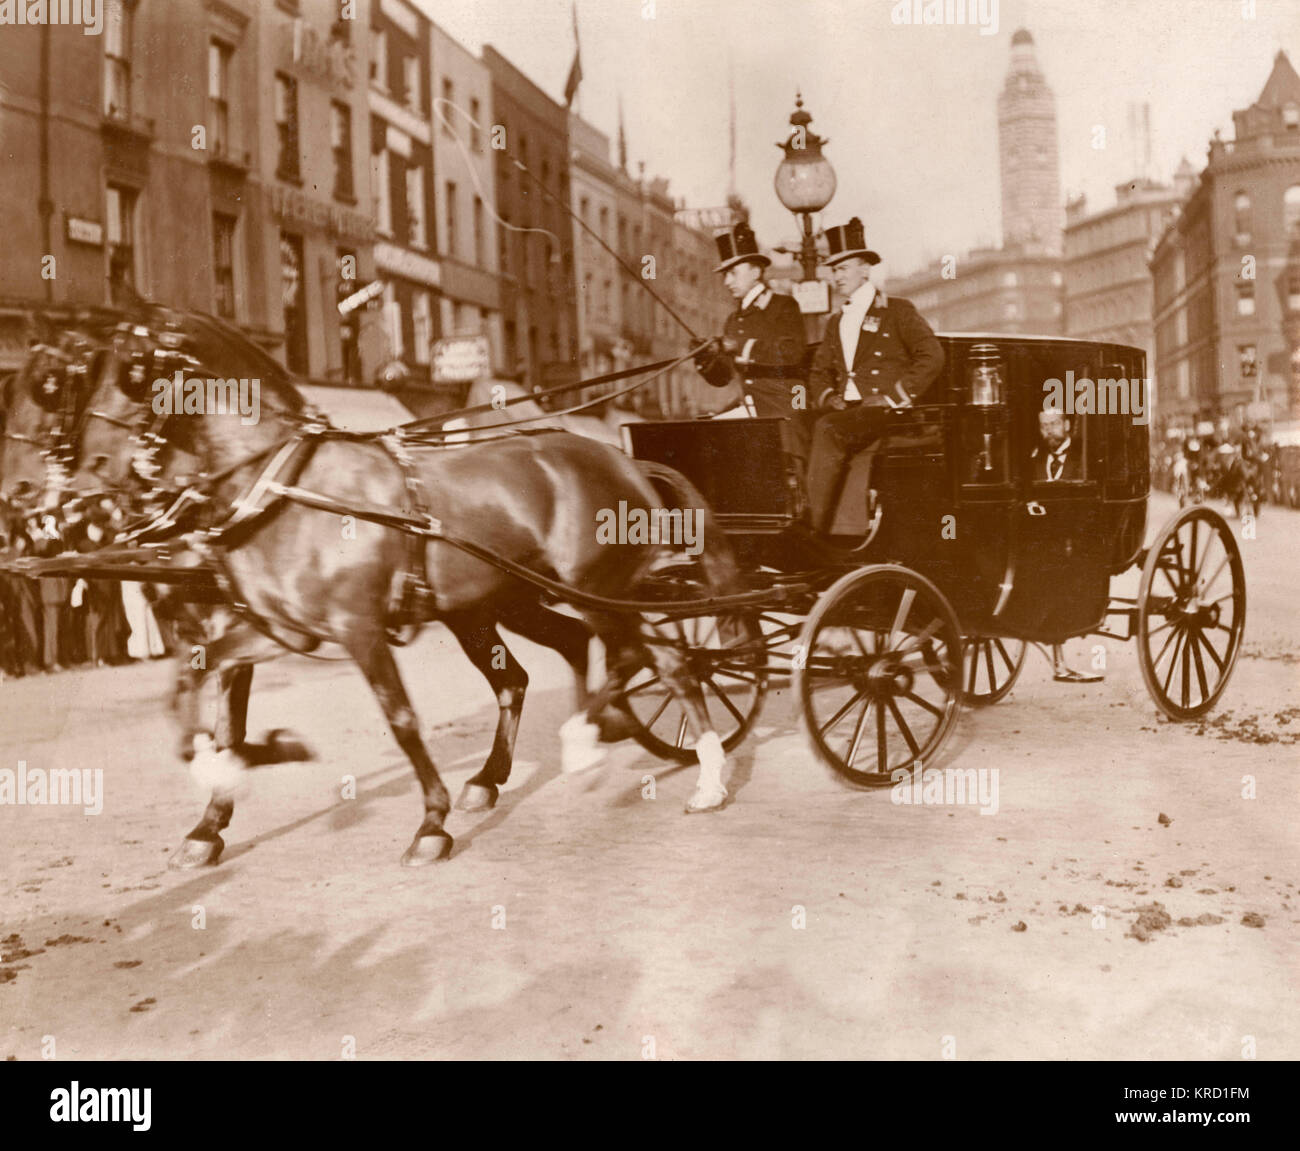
[
  {"x1": 818, "y1": 388, "x2": 846, "y2": 411},
  {"x1": 692, "y1": 338, "x2": 722, "y2": 371}
]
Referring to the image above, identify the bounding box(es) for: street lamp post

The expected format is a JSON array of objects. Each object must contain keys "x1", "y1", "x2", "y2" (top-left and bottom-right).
[{"x1": 773, "y1": 93, "x2": 836, "y2": 282}]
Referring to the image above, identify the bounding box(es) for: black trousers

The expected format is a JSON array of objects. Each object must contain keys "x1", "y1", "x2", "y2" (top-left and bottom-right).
[{"x1": 806, "y1": 402, "x2": 892, "y2": 532}]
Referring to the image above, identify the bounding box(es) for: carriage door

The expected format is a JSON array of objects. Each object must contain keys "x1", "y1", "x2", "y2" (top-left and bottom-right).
[{"x1": 994, "y1": 349, "x2": 1109, "y2": 641}]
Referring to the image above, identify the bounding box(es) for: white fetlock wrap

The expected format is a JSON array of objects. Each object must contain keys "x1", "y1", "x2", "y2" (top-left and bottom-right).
[
  {"x1": 189, "y1": 734, "x2": 248, "y2": 795},
  {"x1": 559, "y1": 714, "x2": 605, "y2": 774},
  {"x1": 686, "y1": 731, "x2": 728, "y2": 811}
]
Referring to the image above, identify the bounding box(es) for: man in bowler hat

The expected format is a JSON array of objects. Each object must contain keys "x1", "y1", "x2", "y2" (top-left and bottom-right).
[
  {"x1": 694, "y1": 222, "x2": 810, "y2": 460},
  {"x1": 805, "y1": 218, "x2": 945, "y2": 534}
]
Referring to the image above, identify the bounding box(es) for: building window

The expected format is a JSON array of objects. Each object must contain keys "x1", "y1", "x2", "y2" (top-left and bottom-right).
[
  {"x1": 1285, "y1": 104, "x2": 1299, "y2": 131},
  {"x1": 470, "y1": 97, "x2": 482, "y2": 150},
  {"x1": 106, "y1": 183, "x2": 137, "y2": 301},
  {"x1": 331, "y1": 102, "x2": 354, "y2": 201},
  {"x1": 443, "y1": 180, "x2": 456, "y2": 256},
  {"x1": 280, "y1": 232, "x2": 308, "y2": 374},
  {"x1": 1286, "y1": 185, "x2": 1300, "y2": 237},
  {"x1": 1236, "y1": 282, "x2": 1255, "y2": 317},
  {"x1": 599, "y1": 206, "x2": 609, "y2": 243},
  {"x1": 441, "y1": 78, "x2": 454, "y2": 133},
  {"x1": 473, "y1": 196, "x2": 485, "y2": 267},
  {"x1": 372, "y1": 148, "x2": 392, "y2": 234},
  {"x1": 370, "y1": 28, "x2": 387, "y2": 89},
  {"x1": 103, "y1": 0, "x2": 131, "y2": 118},
  {"x1": 1238, "y1": 344, "x2": 1257, "y2": 378},
  {"x1": 1002, "y1": 271, "x2": 1018, "y2": 288},
  {"x1": 208, "y1": 40, "x2": 232, "y2": 157},
  {"x1": 383, "y1": 283, "x2": 404, "y2": 359},
  {"x1": 337, "y1": 248, "x2": 360, "y2": 384},
  {"x1": 274, "y1": 74, "x2": 300, "y2": 181},
  {"x1": 499, "y1": 217, "x2": 511, "y2": 275},
  {"x1": 212, "y1": 213, "x2": 238, "y2": 319},
  {"x1": 1289, "y1": 270, "x2": 1300, "y2": 312},
  {"x1": 406, "y1": 165, "x2": 427, "y2": 249},
  {"x1": 1233, "y1": 191, "x2": 1252, "y2": 245},
  {"x1": 403, "y1": 55, "x2": 421, "y2": 116},
  {"x1": 412, "y1": 291, "x2": 433, "y2": 364}
]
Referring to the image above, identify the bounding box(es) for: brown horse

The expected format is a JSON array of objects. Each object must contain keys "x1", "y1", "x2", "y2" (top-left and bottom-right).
[{"x1": 8, "y1": 310, "x2": 744, "y2": 867}]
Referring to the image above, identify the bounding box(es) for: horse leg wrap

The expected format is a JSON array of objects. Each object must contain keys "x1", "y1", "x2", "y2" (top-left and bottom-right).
[
  {"x1": 189, "y1": 734, "x2": 247, "y2": 796},
  {"x1": 560, "y1": 713, "x2": 605, "y2": 774},
  {"x1": 686, "y1": 731, "x2": 728, "y2": 813}
]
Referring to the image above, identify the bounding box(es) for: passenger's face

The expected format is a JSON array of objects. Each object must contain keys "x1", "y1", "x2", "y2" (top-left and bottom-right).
[
  {"x1": 1039, "y1": 411, "x2": 1068, "y2": 450},
  {"x1": 831, "y1": 257, "x2": 872, "y2": 298},
  {"x1": 722, "y1": 261, "x2": 764, "y2": 299}
]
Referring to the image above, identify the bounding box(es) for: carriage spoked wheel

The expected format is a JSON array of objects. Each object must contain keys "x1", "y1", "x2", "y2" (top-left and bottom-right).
[
  {"x1": 960, "y1": 636, "x2": 1028, "y2": 707},
  {"x1": 1137, "y1": 505, "x2": 1246, "y2": 721},
  {"x1": 616, "y1": 562, "x2": 769, "y2": 764},
  {"x1": 795, "y1": 564, "x2": 963, "y2": 788}
]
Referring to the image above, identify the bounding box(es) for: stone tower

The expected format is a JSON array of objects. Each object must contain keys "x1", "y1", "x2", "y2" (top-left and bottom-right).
[{"x1": 997, "y1": 28, "x2": 1062, "y2": 255}]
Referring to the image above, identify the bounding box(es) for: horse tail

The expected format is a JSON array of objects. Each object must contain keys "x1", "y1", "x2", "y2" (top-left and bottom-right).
[{"x1": 634, "y1": 459, "x2": 742, "y2": 595}]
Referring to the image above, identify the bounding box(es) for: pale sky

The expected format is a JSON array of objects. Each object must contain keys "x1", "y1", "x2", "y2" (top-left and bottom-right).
[{"x1": 418, "y1": 0, "x2": 1300, "y2": 278}]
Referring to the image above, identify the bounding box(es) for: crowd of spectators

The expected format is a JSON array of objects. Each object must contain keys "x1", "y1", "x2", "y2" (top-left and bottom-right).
[{"x1": 0, "y1": 497, "x2": 168, "y2": 680}]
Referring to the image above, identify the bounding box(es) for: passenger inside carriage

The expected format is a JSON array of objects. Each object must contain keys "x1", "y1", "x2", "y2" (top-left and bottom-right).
[{"x1": 1030, "y1": 409, "x2": 1085, "y2": 482}]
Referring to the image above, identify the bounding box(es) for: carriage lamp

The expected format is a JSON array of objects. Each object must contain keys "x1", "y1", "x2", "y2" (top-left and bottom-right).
[
  {"x1": 968, "y1": 343, "x2": 1005, "y2": 406},
  {"x1": 774, "y1": 94, "x2": 837, "y2": 282}
]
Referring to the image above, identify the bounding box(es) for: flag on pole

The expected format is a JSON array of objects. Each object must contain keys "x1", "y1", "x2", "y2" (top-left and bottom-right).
[{"x1": 564, "y1": 2, "x2": 583, "y2": 108}]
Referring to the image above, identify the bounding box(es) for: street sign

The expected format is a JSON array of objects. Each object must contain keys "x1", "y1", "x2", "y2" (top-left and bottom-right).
[
  {"x1": 65, "y1": 217, "x2": 103, "y2": 246},
  {"x1": 338, "y1": 279, "x2": 384, "y2": 315},
  {"x1": 433, "y1": 335, "x2": 492, "y2": 384},
  {"x1": 792, "y1": 279, "x2": 831, "y2": 314},
  {"x1": 674, "y1": 206, "x2": 739, "y2": 232}
]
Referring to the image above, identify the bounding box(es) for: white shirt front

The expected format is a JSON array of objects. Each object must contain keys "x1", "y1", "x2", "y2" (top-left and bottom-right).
[{"x1": 838, "y1": 281, "x2": 876, "y2": 401}]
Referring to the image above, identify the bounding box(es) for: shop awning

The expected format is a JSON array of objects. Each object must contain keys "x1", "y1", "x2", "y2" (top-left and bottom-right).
[{"x1": 296, "y1": 384, "x2": 415, "y2": 432}]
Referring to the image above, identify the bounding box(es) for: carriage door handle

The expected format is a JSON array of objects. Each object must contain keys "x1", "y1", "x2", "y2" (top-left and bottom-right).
[{"x1": 1026, "y1": 501, "x2": 1047, "y2": 517}]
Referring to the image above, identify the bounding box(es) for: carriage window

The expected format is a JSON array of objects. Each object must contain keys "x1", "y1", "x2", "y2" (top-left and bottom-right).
[{"x1": 1236, "y1": 283, "x2": 1255, "y2": 316}]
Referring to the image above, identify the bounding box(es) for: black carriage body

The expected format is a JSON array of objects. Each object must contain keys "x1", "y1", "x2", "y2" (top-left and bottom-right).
[{"x1": 626, "y1": 334, "x2": 1150, "y2": 645}]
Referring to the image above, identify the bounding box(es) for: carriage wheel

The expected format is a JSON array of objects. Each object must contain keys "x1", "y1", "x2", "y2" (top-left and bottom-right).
[
  {"x1": 617, "y1": 571, "x2": 768, "y2": 763},
  {"x1": 961, "y1": 636, "x2": 1027, "y2": 707},
  {"x1": 1137, "y1": 506, "x2": 1245, "y2": 721},
  {"x1": 796, "y1": 565, "x2": 962, "y2": 788}
]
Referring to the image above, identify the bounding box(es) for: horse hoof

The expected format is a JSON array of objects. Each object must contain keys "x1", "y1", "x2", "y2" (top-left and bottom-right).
[
  {"x1": 457, "y1": 782, "x2": 498, "y2": 812},
  {"x1": 401, "y1": 832, "x2": 453, "y2": 867},
  {"x1": 168, "y1": 835, "x2": 224, "y2": 870},
  {"x1": 685, "y1": 787, "x2": 728, "y2": 814}
]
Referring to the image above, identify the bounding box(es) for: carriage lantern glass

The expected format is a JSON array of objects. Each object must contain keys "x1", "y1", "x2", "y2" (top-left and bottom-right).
[{"x1": 968, "y1": 343, "x2": 1005, "y2": 406}]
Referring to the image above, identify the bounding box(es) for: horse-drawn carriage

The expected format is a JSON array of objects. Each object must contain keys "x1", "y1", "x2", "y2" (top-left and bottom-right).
[
  {"x1": 0, "y1": 312, "x2": 1246, "y2": 864},
  {"x1": 615, "y1": 332, "x2": 1246, "y2": 784}
]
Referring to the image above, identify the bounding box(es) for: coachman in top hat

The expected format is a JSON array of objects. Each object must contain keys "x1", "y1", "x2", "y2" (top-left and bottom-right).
[
  {"x1": 694, "y1": 222, "x2": 810, "y2": 459},
  {"x1": 804, "y1": 217, "x2": 945, "y2": 534}
]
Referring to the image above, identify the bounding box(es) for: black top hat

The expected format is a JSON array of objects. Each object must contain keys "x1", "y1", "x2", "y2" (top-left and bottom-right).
[
  {"x1": 713, "y1": 222, "x2": 771, "y2": 273},
  {"x1": 822, "y1": 217, "x2": 881, "y2": 267}
]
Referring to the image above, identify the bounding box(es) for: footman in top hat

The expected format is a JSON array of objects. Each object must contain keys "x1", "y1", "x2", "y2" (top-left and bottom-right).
[
  {"x1": 694, "y1": 222, "x2": 810, "y2": 459},
  {"x1": 804, "y1": 217, "x2": 945, "y2": 534}
]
